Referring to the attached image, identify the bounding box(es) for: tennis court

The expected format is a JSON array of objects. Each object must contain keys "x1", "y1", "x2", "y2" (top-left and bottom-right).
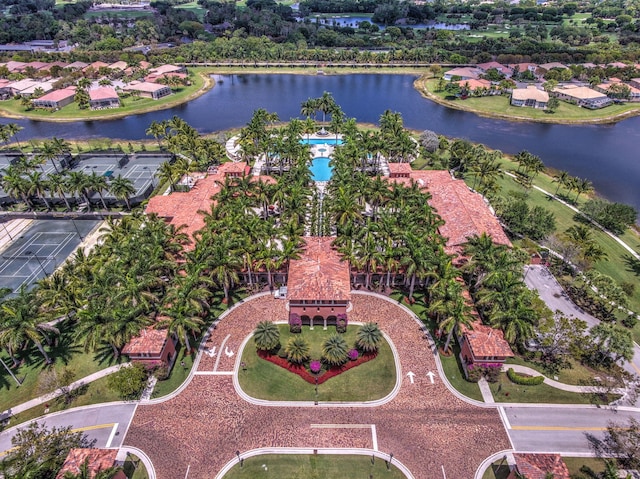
[{"x1": 0, "y1": 219, "x2": 100, "y2": 294}]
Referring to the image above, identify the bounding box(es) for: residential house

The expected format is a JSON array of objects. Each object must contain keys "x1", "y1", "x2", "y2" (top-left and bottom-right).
[
  {"x1": 108, "y1": 61, "x2": 129, "y2": 71},
  {"x1": 510, "y1": 85, "x2": 549, "y2": 108},
  {"x1": 596, "y1": 79, "x2": 640, "y2": 101},
  {"x1": 123, "y1": 81, "x2": 171, "y2": 99},
  {"x1": 56, "y1": 448, "x2": 126, "y2": 479},
  {"x1": 508, "y1": 62, "x2": 538, "y2": 74},
  {"x1": 4, "y1": 61, "x2": 27, "y2": 73},
  {"x1": 84, "y1": 61, "x2": 110, "y2": 72},
  {"x1": 538, "y1": 62, "x2": 569, "y2": 71},
  {"x1": 443, "y1": 67, "x2": 482, "y2": 81},
  {"x1": 456, "y1": 78, "x2": 493, "y2": 96},
  {"x1": 66, "y1": 61, "x2": 89, "y2": 71},
  {"x1": 0, "y1": 79, "x2": 12, "y2": 99},
  {"x1": 477, "y1": 61, "x2": 513, "y2": 77},
  {"x1": 552, "y1": 85, "x2": 612, "y2": 109},
  {"x1": 122, "y1": 325, "x2": 178, "y2": 367},
  {"x1": 31, "y1": 86, "x2": 76, "y2": 109},
  {"x1": 89, "y1": 86, "x2": 121, "y2": 110},
  {"x1": 18, "y1": 80, "x2": 55, "y2": 98},
  {"x1": 286, "y1": 236, "x2": 351, "y2": 329},
  {"x1": 507, "y1": 453, "x2": 571, "y2": 479}
]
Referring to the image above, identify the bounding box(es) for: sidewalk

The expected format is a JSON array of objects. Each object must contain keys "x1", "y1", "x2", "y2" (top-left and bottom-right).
[{"x1": 0, "y1": 363, "x2": 130, "y2": 421}]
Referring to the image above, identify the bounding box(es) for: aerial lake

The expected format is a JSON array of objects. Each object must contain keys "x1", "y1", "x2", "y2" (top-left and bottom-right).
[{"x1": 4, "y1": 73, "x2": 640, "y2": 211}]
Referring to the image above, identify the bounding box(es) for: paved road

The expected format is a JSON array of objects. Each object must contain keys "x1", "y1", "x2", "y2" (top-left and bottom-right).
[
  {"x1": 524, "y1": 265, "x2": 640, "y2": 378},
  {"x1": 0, "y1": 403, "x2": 137, "y2": 455},
  {"x1": 502, "y1": 405, "x2": 639, "y2": 454}
]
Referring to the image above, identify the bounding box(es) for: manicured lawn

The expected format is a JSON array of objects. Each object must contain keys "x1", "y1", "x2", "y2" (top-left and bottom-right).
[
  {"x1": 563, "y1": 456, "x2": 606, "y2": 476},
  {"x1": 439, "y1": 348, "x2": 483, "y2": 402},
  {"x1": 223, "y1": 454, "x2": 406, "y2": 479},
  {"x1": 505, "y1": 356, "x2": 612, "y2": 386},
  {"x1": 488, "y1": 372, "x2": 619, "y2": 405},
  {"x1": 419, "y1": 78, "x2": 640, "y2": 123},
  {"x1": 238, "y1": 324, "x2": 396, "y2": 401},
  {"x1": 174, "y1": 1, "x2": 207, "y2": 20},
  {"x1": 0, "y1": 329, "x2": 124, "y2": 414},
  {"x1": 152, "y1": 346, "x2": 195, "y2": 398},
  {"x1": 482, "y1": 459, "x2": 511, "y2": 479},
  {"x1": 123, "y1": 453, "x2": 150, "y2": 479}
]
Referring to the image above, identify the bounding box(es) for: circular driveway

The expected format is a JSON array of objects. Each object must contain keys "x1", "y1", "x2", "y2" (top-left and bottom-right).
[{"x1": 124, "y1": 294, "x2": 510, "y2": 479}]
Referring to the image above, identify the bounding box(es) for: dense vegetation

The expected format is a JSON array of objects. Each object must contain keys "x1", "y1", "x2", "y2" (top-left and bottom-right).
[{"x1": 3, "y1": 0, "x2": 640, "y2": 65}]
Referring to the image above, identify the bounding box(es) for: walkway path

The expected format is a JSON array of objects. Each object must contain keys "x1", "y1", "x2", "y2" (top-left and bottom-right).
[
  {"x1": 504, "y1": 364, "x2": 626, "y2": 394},
  {"x1": 0, "y1": 363, "x2": 130, "y2": 421},
  {"x1": 125, "y1": 294, "x2": 510, "y2": 479},
  {"x1": 503, "y1": 171, "x2": 639, "y2": 260}
]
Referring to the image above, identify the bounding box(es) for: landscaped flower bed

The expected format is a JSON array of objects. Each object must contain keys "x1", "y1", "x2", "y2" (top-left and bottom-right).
[{"x1": 257, "y1": 349, "x2": 377, "y2": 385}]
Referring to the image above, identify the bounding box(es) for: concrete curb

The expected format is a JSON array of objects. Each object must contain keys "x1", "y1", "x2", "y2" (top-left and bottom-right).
[
  {"x1": 213, "y1": 447, "x2": 416, "y2": 479},
  {"x1": 118, "y1": 445, "x2": 156, "y2": 479},
  {"x1": 474, "y1": 449, "x2": 514, "y2": 479},
  {"x1": 504, "y1": 364, "x2": 626, "y2": 394}
]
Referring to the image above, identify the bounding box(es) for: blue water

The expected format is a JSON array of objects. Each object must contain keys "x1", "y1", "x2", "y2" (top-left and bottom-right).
[
  {"x1": 310, "y1": 156, "x2": 333, "y2": 181},
  {"x1": 301, "y1": 138, "x2": 344, "y2": 145}
]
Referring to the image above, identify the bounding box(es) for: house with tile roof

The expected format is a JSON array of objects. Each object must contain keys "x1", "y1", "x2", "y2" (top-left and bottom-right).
[
  {"x1": 477, "y1": 61, "x2": 513, "y2": 77},
  {"x1": 510, "y1": 85, "x2": 549, "y2": 109},
  {"x1": 507, "y1": 453, "x2": 571, "y2": 479},
  {"x1": 456, "y1": 78, "x2": 494, "y2": 96},
  {"x1": 122, "y1": 326, "x2": 178, "y2": 367},
  {"x1": 89, "y1": 86, "x2": 121, "y2": 110},
  {"x1": 443, "y1": 67, "x2": 483, "y2": 81},
  {"x1": 286, "y1": 236, "x2": 351, "y2": 328},
  {"x1": 56, "y1": 448, "x2": 126, "y2": 479},
  {"x1": 31, "y1": 86, "x2": 76, "y2": 109},
  {"x1": 551, "y1": 85, "x2": 612, "y2": 109},
  {"x1": 123, "y1": 81, "x2": 171, "y2": 100}
]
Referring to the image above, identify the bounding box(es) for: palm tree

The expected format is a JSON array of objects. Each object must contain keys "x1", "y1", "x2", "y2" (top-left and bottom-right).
[
  {"x1": 65, "y1": 171, "x2": 91, "y2": 206},
  {"x1": 573, "y1": 177, "x2": 593, "y2": 202},
  {"x1": 285, "y1": 335, "x2": 310, "y2": 364},
  {"x1": 47, "y1": 173, "x2": 72, "y2": 210},
  {"x1": 109, "y1": 175, "x2": 136, "y2": 210},
  {"x1": 4, "y1": 123, "x2": 23, "y2": 151},
  {"x1": 322, "y1": 333, "x2": 349, "y2": 366},
  {"x1": 552, "y1": 170, "x2": 570, "y2": 195},
  {"x1": 356, "y1": 322, "x2": 383, "y2": 353},
  {"x1": 85, "y1": 171, "x2": 110, "y2": 210},
  {"x1": 433, "y1": 294, "x2": 473, "y2": 353},
  {"x1": 146, "y1": 120, "x2": 168, "y2": 150},
  {"x1": 25, "y1": 171, "x2": 51, "y2": 210},
  {"x1": 1, "y1": 166, "x2": 32, "y2": 207},
  {"x1": 1, "y1": 287, "x2": 59, "y2": 364},
  {"x1": 253, "y1": 321, "x2": 280, "y2": 351}
]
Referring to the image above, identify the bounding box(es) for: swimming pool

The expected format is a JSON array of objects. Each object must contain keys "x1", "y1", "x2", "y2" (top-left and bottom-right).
[
  {"x1": 301, "y1": 138, "x2": 344, "y2": 145},
  {"x1": 310, "y1": 157, "x2": 333, "y2": 181}
]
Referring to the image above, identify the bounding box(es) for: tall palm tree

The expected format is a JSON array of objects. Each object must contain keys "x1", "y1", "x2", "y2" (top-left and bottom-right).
[
  {"x1": 356, "y1": 322, "x2": 383, "y2": 353},
  {"x1": 552, "y1": 170, "x2": 570, "y2": 195},
  {"x1": 253, "y1": 321, "x2": 280, "y2": 351},
  {"x1": 1, "y1": 166, "x2": 32, "y2": 208},
  {"x1": 322, "y1": 334, "x2": 349, "y2": 366},
  {"x1": 25, "y1": 171, "x2": 51, "y2": 210},
  {"x1": 47, "y1": 173, "x2": 72, "y2": 210},
  {"x1": 109, "y1": 175, "x2": 136, "y2": 210},
  {"x1": 85, "y1": 171, "x2": 110, "y2": 210}
]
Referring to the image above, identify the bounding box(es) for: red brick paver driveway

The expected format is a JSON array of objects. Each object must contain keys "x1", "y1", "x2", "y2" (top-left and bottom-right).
[{"x1": 125, "y1": 294, "x2": 510, "y2": 479}]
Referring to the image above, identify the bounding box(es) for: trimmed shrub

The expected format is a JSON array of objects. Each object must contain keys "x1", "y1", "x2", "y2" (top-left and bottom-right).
[
  {"x1": 336, "y1": 313, "x2": 348, "y2": 333},
  {"x1": 310, "y1": 360, "x2": 322, "y2": 374},
  {"x1": 348, "y1": 349, "x2": 359, "y2": 361},
  {"x1": 507, "y1": 368, "x2": 544, "y2": 386},
  {"x1": 466, "y1": 366, "x2": 483, "y2": 383},
  {"x1": 289, "y1": 313, "x2": 302, "y2": 333}
]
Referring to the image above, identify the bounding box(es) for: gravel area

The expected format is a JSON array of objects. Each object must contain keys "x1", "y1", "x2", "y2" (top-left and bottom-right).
[{"x1": 125, "y1": 294, "x2": 510, "y2": 479}]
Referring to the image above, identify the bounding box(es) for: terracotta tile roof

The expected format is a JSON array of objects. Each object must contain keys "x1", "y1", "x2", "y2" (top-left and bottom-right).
[
  {"x1": 145, "y1": 162, "x2": 273, "y2": 249},
  {"x1": 56, "y1": 448, "x2": 120, "y2": 479},
  {"x1": 511, "y1": 453, "x2": 571, "y2": 479},
  {"x1": 511, "y1": 86, "x2": 549, "y2": 102},
  {"x1": 456, "y1": 78, "x2": 492, "y2": 90},
  {"x1": 84, "y1": 61, "x2": 109, "y2": 71},
  {"x1": 287, "y1": 237, "x2": 351, "y2": 302},
  {"x1": 33, "y1": 86, "x2": 76, "y2": 102},
  {"x1": 387, "y1": 170, "x2": 511, "y2": 250},
  {"x1": 67, "y1": 61, "x2": 89, "y2": 70},
  {"x1": 124, "y1": 81, "x2": 170, "y2": 93},
  {"x1": 444, "y1": 67, "x2": 482, "y2": 79},
  {"x1": 459, "y1": 319, "x2": 513, "y2": 359},
  {"x1": 109, "y1": 61, "x2": 128, "y2": 70},
  {"x1": 388, "y1": 163, "x2": 413, "y2": 176},
  {"x1": 122, "y1": 327, "x2": 168, "y2": 356},
  {"x1": 150, "y1": 64, "x2": 184, "y2": 74},
  {"x1": 89, "y1": 86, "x2": 119, "y2": 101}
]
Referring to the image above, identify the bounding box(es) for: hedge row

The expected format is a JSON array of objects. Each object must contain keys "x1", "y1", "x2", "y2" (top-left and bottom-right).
[{"x1": 506, "y1": 368, "x2": 545, "y2": 386}]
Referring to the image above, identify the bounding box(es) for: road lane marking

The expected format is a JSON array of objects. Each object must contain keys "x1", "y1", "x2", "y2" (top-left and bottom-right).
[
  {"x1": 498, "y1": 407, "x2": 512, "y2": 430},
  {"x1": 105, "y1": 423, "x2": 119, "y2": 448},
  {"x1": 511, "y1": 425, "x2": 607, "y2": 431}
]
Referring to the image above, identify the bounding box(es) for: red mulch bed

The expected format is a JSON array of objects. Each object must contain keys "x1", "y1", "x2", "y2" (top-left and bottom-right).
[{"x1": 257, "y1": 350, "x2": 378, "y2": 385}]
